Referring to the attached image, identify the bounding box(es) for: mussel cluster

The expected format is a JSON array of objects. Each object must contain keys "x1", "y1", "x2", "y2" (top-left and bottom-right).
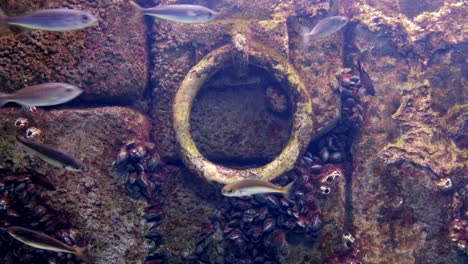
[
  {"x1": 338, "y1": 73, "x2": 370, "y2": 132},
  {"x1": 0, "y1": 169, "x2": 84, "y2": 263},
  {"x1": 187, "y1": 152, "x2": 351, "y2": 264},
  {"x1": 448, "y1": 187, "x2": 468, "y2": 256},
  {"x1": 297, "y1": 72, "x2": 370, "y2": 174},
  {"x1": 186, "y1": 163, "x2": 344, "y2": 263},
  {"x1": 187, "y1": 74, "x2": 370, "y2": 263},
  {"x1": 112, "y1": 139, "x2": 173, "y2": 263},
  {"x1": 113, "y1": 73, "x2": 370, "y2": 263},
  {"x1": 144, "y1": 168, "x2": 175, "y2": 264},
  {"x1": 193, "y1": 175, "x2": 323, "y2": 262},
  {"x1": 449, "y1": 218, "x2": 468, "y2": 255},
  {"x1": 113, "y1": 139, "x2": 161, "y2": 200}
]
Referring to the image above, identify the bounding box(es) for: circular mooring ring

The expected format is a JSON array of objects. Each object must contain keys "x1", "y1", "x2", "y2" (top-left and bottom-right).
[{"x1": 173, "y1": 42, "x2": 314, "y2": 184}]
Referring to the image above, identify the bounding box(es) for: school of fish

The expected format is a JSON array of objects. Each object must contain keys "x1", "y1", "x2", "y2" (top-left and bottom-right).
[{"x1": 0, "y1": 1, "x2": 373, "y2": 261}]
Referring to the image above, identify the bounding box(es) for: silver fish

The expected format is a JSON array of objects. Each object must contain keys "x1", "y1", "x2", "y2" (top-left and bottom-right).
[
  {"x1": 6, "y1": 226, "x2": 88, "y2": 262},
  {"x1": 222, "y1": 179, "x2": 295, "y2": 198},
  {"x1": 130, "y1": 1, "x2": 218, "y2": 24},
  {"x1": 0, "y1": 8, "x2": 97, "y2": 32},
  {"x1": 16, "y1": 135, "x2": 87, "y2": 172},
  {"x1": 0, "y1": 83, "x2": 82, "y2": 108},
  {"x1": 301, "y1": 16, "x2": 348, "y2": 45}
]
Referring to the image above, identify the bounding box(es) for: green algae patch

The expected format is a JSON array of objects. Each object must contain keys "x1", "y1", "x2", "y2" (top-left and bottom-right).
[{"x1": 380, "y1": 84, "x2": 467, "y2": 178}]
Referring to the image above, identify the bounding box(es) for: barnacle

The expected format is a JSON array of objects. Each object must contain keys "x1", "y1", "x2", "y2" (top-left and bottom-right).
[
  {"x1": 436, "y1": 178, "x2": 453, "y2": 192},
  {"x1": 265, "y1": 85, "x2": 289, "y2": 113},
  {"x1": 25, "y1": 127, "x2": 42, "y2": 139},
  {"x1": 321, "y1": 169, "x2": 342, "y2": 184},
  {"x1": 342, "y1": 232, "x2": 356, "y2": 249},
  {"x1": 14, "y1": 117, "x2": 29, "y2": 128},
  {"x1": 320, "y1": 185, "x2": 332, "y2": 195}
]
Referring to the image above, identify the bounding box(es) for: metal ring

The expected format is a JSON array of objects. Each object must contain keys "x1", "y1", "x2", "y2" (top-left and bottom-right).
[{"x1": 173, "y1": 42, "x2": 314, "y2": 184}]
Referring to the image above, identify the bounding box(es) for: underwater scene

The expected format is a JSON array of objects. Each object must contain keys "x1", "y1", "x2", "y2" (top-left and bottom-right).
[{"x1": 0, "y1": 0, "x2": 466, "y2": 263}]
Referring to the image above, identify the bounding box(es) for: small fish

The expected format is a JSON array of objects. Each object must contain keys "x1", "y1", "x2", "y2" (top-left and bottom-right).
[
  {"x1": 6, "y1": 226, "x2": 88, "y2": 261},
  {"x1": 354, "y1": 59, "x2": 375, "y2": 96},
  {"x1": 222, "y1": 179, "x2": 295, "y2": 197},
  {"x1": 130, "y1": 1, "x2": 218, "y2": 24},
  {"x1": 0, "y1": 8, "x2": 97, "y2": 32},
  {"x1": 300, "y1": 16, "x2": 348, "y2": 45},
  {"x1": 16, "y1": 135, "x2": 87, "y2": 172},
  {"x1": 0, "y1": 83, "x2": 82, "y2": 108}
]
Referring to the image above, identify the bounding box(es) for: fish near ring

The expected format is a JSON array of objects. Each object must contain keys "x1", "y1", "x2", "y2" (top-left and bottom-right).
[{"x1": 173, "y1": 42, "x2": 314, "y2": 184}]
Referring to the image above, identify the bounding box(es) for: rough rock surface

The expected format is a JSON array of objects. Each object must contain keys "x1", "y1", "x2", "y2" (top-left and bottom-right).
[
  {"x1": 0, "y1": 107, "x2": 151, "y2": 264},
  {"x1": 0, "y1": 0, "x2": 147, "y2": 103},
  {"x1": 157, "y1": 166, "x2": 221, "y2": 262},
  {"x1": 343, "y1": 0, "x2": 467, "y2": 262},
  {"x1": 351, "y1": 85, "x2": 467, "y2": 263},
  {"x1": 191, "y1": 81, "x2": 292, "y2": 165},
  {"x1": 288, "y1": 166, "x2": 347, "y2": 263}
]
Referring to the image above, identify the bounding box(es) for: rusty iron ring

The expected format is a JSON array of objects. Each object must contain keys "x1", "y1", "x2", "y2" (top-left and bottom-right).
[{"x1": 173, "y1": 42, "x2": 314, "y2": 184}]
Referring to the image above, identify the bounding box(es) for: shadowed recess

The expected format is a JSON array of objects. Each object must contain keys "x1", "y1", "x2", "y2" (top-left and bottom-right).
[{"x1": 190, "y1": 65, "x2": 293, "y2": 168}]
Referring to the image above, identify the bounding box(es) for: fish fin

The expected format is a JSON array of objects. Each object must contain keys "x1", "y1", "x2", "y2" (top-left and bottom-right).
[
  {"x1": 282, "y1": 180, "x2": 295, "y2": 199},
  {"x1": 74, "y1": 246, "x2": 90, "y2": 263},
  {"x1": 128, "y1": 1, "x2": 144, "y2": 22},
  {"x1": 359, "y1": 61, "x2": 370, "y2": 76},
  {"x1": 20, "y1": 105, "x2": 36, "y2": 112},
  {"x1": 356, "y1": 59, "x2": 363, "y2": 72},
  {"x1": 187, "y1": 10, "x2": 197, "y2": 16},
  {"x1": 129, "y1": 0, "x2": 144, "y2": 13},
  {"x1": 246, "y1": 172, "x2": 260, "y2": 179},
  {"x1": 298, "y1": 26, "x2": 310, "y2": 48},
  {"x1": 0, "y1": 92, "x2": 7, "y2": 107},
  {"x1": 211, "y1": 11, "x2": 220, "y2": 19}
]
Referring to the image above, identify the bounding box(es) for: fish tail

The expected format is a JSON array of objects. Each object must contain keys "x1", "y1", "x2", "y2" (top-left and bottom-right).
[
  {"x1": 129, "y1": 1, "x2": 144, "y2": 21},
  {"x1": 212, "y1": 11, "x2": 221, "y2": 19},
  {"x1": 282, "y1": 180, "x2": 295, "y2": 199},
  {"x1": 74, "y1": 246, "x2": 90, "y2": 263},
  {"x1": 0, "y1": 92, "x2": 8, "y2": 107},
  {"x1": 0, "y1": 7, "x2": 8, "y2": 32},
  {"x1": 129, "y1": 0, "x2": 144, "y2": 13}
]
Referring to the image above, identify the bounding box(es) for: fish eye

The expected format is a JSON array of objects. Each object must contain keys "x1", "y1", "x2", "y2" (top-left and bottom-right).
[
  {"x1": 81, "y1": 15, "x2": 90, "y2": 22},
  {"x1": 65, "y1": 88, "x2": 75, "y2": 92}
]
